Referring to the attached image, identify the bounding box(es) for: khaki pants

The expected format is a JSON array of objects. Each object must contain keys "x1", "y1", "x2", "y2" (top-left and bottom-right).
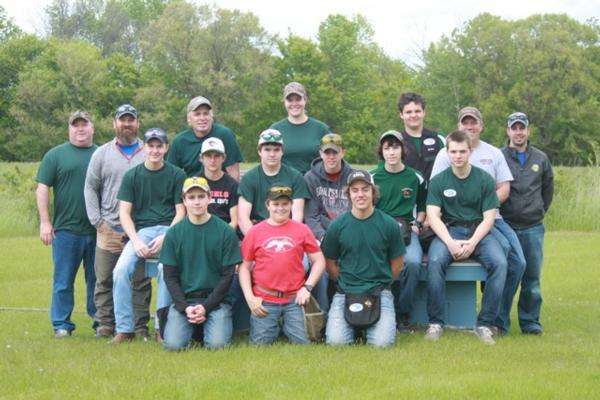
[{"x1": 93, "y1": 222, "x2": 151, "y2": 331}]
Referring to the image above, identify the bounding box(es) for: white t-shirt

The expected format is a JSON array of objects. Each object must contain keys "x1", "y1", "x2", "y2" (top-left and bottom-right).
[{"x1": 430, "y1": 140, "x2": 513, "y2": 218}]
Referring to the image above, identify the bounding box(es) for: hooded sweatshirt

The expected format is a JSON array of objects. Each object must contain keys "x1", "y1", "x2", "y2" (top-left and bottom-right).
[{"x1": 303, "y1": 158, "x2": 355, "y2": 240}]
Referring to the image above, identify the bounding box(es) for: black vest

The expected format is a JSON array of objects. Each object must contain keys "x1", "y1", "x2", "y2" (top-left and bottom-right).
[{"x1": 401, "y1": 128, "x2": 443, "y2": 181}]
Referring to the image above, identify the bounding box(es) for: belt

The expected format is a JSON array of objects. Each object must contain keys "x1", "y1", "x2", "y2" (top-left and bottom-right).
[{"x1": 254, "y1": 284, "x2": 298, "y2": 299}]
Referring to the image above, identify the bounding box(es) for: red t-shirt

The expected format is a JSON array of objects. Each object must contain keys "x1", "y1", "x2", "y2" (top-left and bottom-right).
[{"x1": 241, "y1": 219, "x2": 320, "y2": 304}]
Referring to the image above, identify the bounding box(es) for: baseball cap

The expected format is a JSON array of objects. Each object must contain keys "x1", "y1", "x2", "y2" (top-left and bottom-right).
[
  {"x1": 379, "y1": 130, "x2": 403, "y2": 144},
  {"x1": 143, "y1": 128, "x2": 168, "y2": 144},
  {"x1": 267, "y1": 184, "x2": 293, "y2": 201},
  {"x1": 187, "y1": 96, "x2": 212, "y2": 112},
  {"x1": 182, "y1": 176, "x2": 210, "y2": 194},
  {"x1": 346, "y1": 169, "x2": 374, "y2": 186},
  {"x1": 68, "y1": 110, "x2": 92, "y2": 125},
  {"x1": 320, "y1": 133, "x2": 344, "y2": 152},
  {"x1": 507, "y1": 112, "x2": 529, "y2": 128},
  {"x1": 458, "y1": 106, "x2": 483, "y2": 124},
  {"x1": 258, "y1": 129, "x2": 284, "y2": 146},
  {"x1": 283, "y1": 82, "x2": 307, "y2": 100},
  {"x1": 200, "y1": 137, "x2": 225, "y2": 156},
  {"x1": 115, "y1": 104, "x2": 138, "y2": 120}
]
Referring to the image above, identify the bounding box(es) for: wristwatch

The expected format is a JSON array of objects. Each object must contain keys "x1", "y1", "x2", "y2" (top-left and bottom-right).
[{"x1": 303, "y1": 284, "x2": 313, "y2": 293}]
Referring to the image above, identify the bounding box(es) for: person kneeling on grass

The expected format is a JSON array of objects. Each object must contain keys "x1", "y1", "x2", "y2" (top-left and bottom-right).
[
  {"x1": 239, "y1": 185, "x2": 325, "y2": 345},
  {"x1": 160, "y1": 177, "x2": 242, "y2": 351},
  {"x1": 320, "y1": 170, "x2": 405, "y2": 347}
]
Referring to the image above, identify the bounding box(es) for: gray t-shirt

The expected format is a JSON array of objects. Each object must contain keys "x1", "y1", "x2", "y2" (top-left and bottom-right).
[{"x1": 430, "y1": 140, "x2": 513, "y2": 219}]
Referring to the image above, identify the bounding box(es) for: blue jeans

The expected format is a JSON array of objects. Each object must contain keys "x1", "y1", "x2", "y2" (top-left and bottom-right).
[
  {"x1": 163, "y1": 303, "x2": 232, "y2": 350},
  {"x1": 492, "y1": 219, "x2": 526, "y2": 332},
  {"x1": 229, "y1": 273, "x2": 250, "y2": 332},
  {"x1": 514, "y1": 223, "x2": 545, "y2": 332},
  {"x1": 393, "y1": 232, "x2": 423, "y2": 320},
  {"x1": 303, "y1": 253, "x2": 330, "y2": 313},
  {"x1": 250, "y1": 301, "x2": 309, "y2": 345},
  {"x1": 427, "y1": 226, "x2": 507, "y2": 327},
  {"x1": 326, "y1": 290, "x2": 396, "y2": 347},
  {"x1": 113, "y1": 225, "x2": 171, "y2": 333},
  {"x1": 51, "y1": 230, "x2": 96, "y2": 332}
]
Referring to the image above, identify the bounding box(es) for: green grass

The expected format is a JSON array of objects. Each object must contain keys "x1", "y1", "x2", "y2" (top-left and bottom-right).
[{"x1": 1, "y1": 232, "x2": 599, "y2": 399}]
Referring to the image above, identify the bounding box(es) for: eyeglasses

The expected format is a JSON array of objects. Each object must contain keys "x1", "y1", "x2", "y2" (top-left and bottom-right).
[
  {"x1": 321, "y1": 134, "x2": 343, "y2": 146},
  {"x1": 260, "y1": 130, "x2": 282, "y2": 142},
  {"x1": 268, "y1": 186, "x2": 292, "y2": 197}
]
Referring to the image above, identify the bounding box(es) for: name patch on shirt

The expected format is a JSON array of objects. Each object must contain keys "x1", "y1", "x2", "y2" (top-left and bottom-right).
[
  {"x1": 423, "y1": 138, "x2": 436, "y2": 146},
  {"x1": 443, "y1": 189, "x2": 457, "y2": 197}
]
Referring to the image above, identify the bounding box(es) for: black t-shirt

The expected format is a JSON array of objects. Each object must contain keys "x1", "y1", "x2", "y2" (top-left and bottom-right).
[{"x1": 197, "y1": 173, "x2": 239, "y2": 223}]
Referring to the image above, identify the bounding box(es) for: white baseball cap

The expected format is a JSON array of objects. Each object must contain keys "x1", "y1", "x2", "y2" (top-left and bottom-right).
[{"x1": 200, "y1": 137, "x2": 225, "y2": 155}]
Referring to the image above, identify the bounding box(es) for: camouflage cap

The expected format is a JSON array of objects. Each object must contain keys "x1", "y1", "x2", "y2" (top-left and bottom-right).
[
  {"x1": 68, "y1": 110, "x2": 92, "y2": 125},
  {"x1": 187, "y1": 96, "x2": 212, "y2": 112},
  {"x1": 283, "y1": 82, "x2": 307, "y2": 100},
  {"x1": 458, "y1": 106, "x2": 483, "y2": 124}
]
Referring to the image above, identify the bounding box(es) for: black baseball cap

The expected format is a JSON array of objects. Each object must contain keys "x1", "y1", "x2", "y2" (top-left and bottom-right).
[
  {"x1": 115, "y1": 104, "x2": 138, "y2": 119},
  {"x1": 143, "y1": 128, "x2": 168, "y2": 144},
  {"x1": 346, "y1": 169, "x2": 374, "y2": 186}
]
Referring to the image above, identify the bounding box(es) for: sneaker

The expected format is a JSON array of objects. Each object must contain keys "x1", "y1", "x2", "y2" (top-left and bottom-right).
[
  {"x1": 474, "y1": 326, "x2": 496, "y2": 345},
  {"x1": 490, "y1": 326, "x2": 506, "y2": 337},
  {"x1": 54, "y1": 329, "x2": 71, "y2": 339},
  {"x1": 522, "y1": 327, "x2": 543, "y2": 336},
  {"x1": 424, "y1": 324, "x2": 443, "y2": 341},
  {"x1": 111, "y1": 332, "x2": 135, "y2": 344},
  {"x1": 397, "y1": 315, "x2": 414, "y2": 334},
  {"x1": 135, "y1": 329, "x2": 151, "y2": 342},
  {"x1": 95, "y1": 326, "x2": 114, "y2": 338}
]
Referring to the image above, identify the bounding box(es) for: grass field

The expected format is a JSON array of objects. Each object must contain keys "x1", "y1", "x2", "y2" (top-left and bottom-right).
[{"x1": 1, "y1": 232, "x2": 599, "y2": 399}]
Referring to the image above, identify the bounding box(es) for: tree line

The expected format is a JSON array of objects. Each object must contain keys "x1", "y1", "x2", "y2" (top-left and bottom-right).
[{"x1": 0, "y1": 1, "x2": 598, "y2": 165}]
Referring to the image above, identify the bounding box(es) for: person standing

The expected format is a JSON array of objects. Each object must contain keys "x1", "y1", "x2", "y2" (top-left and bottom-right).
[
  {"x1": 501, "y1": 112, "x2": 554, "y2": 335},
  {"x1": 84, "y1": 104, "x2": 151, "y2": 338},
  {"x1": 270, "y1": 82, "x2": 330, "y2": 174},
  {"x1": 168, "y1": 96, "x2": 243, "y2": 179},
  {"x1": 36, "y1": 111, "x2": 97, "y2": 338},
  {"x1": 397, "y1": 92, "x2": 445, "y2": 181}
]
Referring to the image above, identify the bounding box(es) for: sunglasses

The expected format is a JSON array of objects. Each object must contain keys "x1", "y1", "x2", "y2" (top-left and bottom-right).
[
  {"x1": 260, "y1": 130, "x2": 282, "y2": 142},
  {"x1": 268, "y1": 186, "x2": 292, "y2": 197},
  {"x1": 321, "y1": 134, "x2": 343, "y2": 146}
]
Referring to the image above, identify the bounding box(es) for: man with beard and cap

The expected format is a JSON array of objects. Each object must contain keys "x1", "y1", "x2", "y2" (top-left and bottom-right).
[{"x1": 84, "y1": 104, "x2": 152, "y2": 339}]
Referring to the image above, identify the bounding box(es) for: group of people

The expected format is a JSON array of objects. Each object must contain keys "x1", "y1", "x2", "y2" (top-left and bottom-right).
[{"x1": 36, "y1": 83, "x2": 553, "y2": 349}]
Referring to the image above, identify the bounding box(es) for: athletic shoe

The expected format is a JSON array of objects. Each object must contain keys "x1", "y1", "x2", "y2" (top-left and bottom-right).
[
  {"x1": 54, "y1": 329, "x2": 71, "y2": 338},
  {"x1": 522, "y1": 327, "x2": 543, "y2": 336},
  {"x1": 397, "y1": 314, "x2": 414, "y2": 334},
  {"x1": 135, "y1": 329, "x2": 151, "y2": 342},
  {"x1": 111, "y1": 332, "x2": 135, "y2": 344},
  {"x1": 95, "y1": 326, "x2": 114, "y2": 338},
  {"x1": 474, "y1": 326, "x2": 496, "y2": 345},
  {"x1": 424, "y1": 324, "x2": 443, "y2": 341}
]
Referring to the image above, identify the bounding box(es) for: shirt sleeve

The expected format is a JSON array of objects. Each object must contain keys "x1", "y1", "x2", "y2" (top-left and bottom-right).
[
  {"x1": 166, "y1": 139, "x2": 180, "y2": 167},
  {"x1": 173, "y1": 168, "x2": 186, "y2": 205},
  {"x1": 494, "y1": 149, "x2": 514, "y2": 183},
  {"x1": 117, "y1": 170, "x2": 134, "y2": 203},
  {"x1": 541, "y1": 155, "x2": 554, "y2": 212},
  {"x1": 159, "y1": 229, "x2": 178, "y2": 267},
  {"x1": 292, "y1": 172, "x2": 311, "y2": 199},
  {"x1": 223, "y1": 129, "x2": 244, "y2": 166},
  {"x1": 84, "y1": 149, "x2": 103, "y2": 227},
  {"x1": 36, "y1": 150, "x2": 57, "y2": 187},
  {"x1": 240, "y1": 227, "x2": 256, "y2": 261},
  {"x1": 320, "y1": 221, "x2": 341, "y2": 260},
  {"x1": 387, "y1": 219, "x2": 406, "y2": 259},
  {"x1": 426, "y1": 176, "x2": 443, "y2": 207},
  {"x1": 481, "y1": 173, "x2": 500, "y2": 212},
  {"x1": 302, "y1": 224, "x2": 321, "y2": 254},
  {"x1": 429, "y1": 151, "x2": 450, "y2": 180},
  {"x1": 229, "y1": 179, "x2": 239, "y2": 207},
  {"x1": 238, "y1": 174, "x2": 255, "y2": 204},
  {"x1": 304, "y1": 176, "x2": 327, "y2": 240},
  {"x1": 220, "y1": 226, "x2": 242, "y2": 266}
]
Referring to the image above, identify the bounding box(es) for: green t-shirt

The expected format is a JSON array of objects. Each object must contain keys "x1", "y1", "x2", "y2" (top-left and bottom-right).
[
  {"x1": 270, "y1": 117, "x2": 330, "y2": 174},
  {"x1": 408, "y1": 135, "x2": 422, "y2": 154},
  {"x1": 167, "y1": 124, "x2": 244, "y2": 177},
  {"x1": 426, "y1": 166, "x2": 499, "y2": 224},
  {"x1": 372, "y1": 164, "x2": 426, "y2": 221},
  {"x1": 36, "y1": 142, "x2": 97, "y2": 235},
  {"x1": 238, "y1": 164, "x2": 310, "y2": 222},
  {"x1": 159, "y1": 216, "x2": 242, "y2": 294},
  {"x1": 117, "y1": 162, "x2": 186, "y2": 230},
  {"x1": 320, "y1": 209, "x2": 406, "y2": 294}
]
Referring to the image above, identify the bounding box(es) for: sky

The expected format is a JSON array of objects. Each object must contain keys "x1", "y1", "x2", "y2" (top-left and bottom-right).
[{"x1": 2, "y1": 0, "x2": 599, "y2": 65}]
